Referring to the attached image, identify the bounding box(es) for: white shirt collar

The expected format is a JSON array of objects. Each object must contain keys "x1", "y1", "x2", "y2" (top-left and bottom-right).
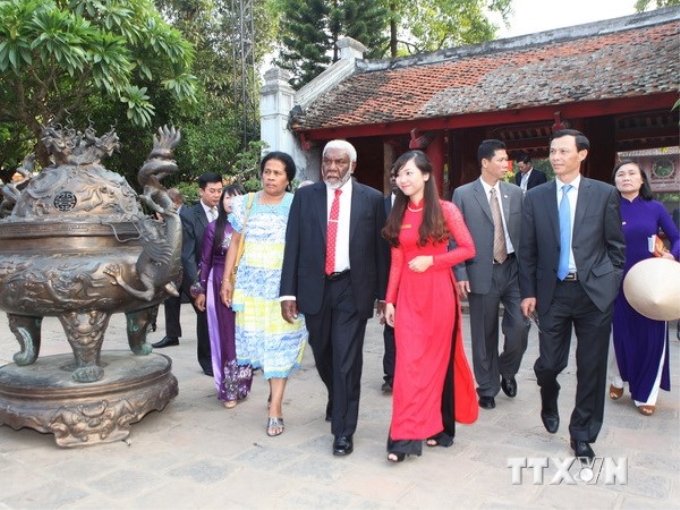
[
  {"x1": 479, "y1": 177, "x2": 500, "y2": 196},
  {"x1": 556, "y1": 174, "x2": 581, "y2": 191},
  {"x1": 201, "y1": 201, "x2": 216, "y2": 219}
]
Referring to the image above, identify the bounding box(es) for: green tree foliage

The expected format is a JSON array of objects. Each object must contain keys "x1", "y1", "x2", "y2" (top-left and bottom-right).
[
  {"x1": 149, "y1": 0, "x2": 273, "y2": 187},
  {"x1": 0, "y1": 0, "x2": 197, "y2": 168},
  {"x1": 276, "y1": 0, "x2": 389, "y2": 89},
  {"x1": 276, "y1": 0, "x2": 331, "y2": 89},
  {"x1": 331, "y1": 0, "x2": 388, "y2": 59},
  {"x1": 155, "y1": 0, "x2": 277, "y2": 97},
  {"x1": 635, "y1": 0, "x2": 680, "y2": 11},
  {"x1": 275, "y1": 0, "x2": 511, "y2": 88},
  {"x1": 386, "y1": 0, "x2": 512, "y2": 56}
]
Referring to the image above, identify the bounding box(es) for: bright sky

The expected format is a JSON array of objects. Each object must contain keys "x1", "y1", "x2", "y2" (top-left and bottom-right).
[{"x1": 494, "y1": 0, "x2": 638, "y2": 38}]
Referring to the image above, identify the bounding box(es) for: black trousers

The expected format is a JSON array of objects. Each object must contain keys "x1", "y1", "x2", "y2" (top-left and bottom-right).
[
  {"x1": 192, "y1": 303, "x2": 211, "y2": 374},
  {"x1": 534, "y1": 280, "x2": 612, "y2": 443},
  {"x1": 163, "y1": 295, "x2": 182, "y2": 339},
  {"x1": 305, "y1": 275, "x2": 367, "y2": 438},
  {"x1": 382, "y1": 324, "x2": 395, "y2": 384}
]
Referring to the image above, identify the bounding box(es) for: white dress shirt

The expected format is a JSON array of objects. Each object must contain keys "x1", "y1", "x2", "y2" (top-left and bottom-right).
[{"x1": 326, "y1": 179, "x2": 353, "y2": 272}]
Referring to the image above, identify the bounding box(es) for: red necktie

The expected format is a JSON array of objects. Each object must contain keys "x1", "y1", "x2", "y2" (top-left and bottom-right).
[{"x1": 325, "y1": 189, "x2": 342, "y2": 275}]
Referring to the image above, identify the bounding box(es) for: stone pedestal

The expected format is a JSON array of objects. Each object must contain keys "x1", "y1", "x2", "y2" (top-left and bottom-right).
[{"x1": 0, "y1": 351, "x2": 178, "y2": 447}]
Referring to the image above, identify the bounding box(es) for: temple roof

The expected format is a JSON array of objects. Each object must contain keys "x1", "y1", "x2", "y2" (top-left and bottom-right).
[{"x1": 295, "y1": 8, "x2": 680, "y2": 132}]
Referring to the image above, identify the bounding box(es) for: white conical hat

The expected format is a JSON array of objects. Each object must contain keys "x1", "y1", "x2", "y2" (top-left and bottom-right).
[{"x1": 623, "y1": 258, "x2": 680, "y2": 321}]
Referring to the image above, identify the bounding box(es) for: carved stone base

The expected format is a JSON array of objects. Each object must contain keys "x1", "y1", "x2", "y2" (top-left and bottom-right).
[{"x1": 0, "y1": 351, "x2": 178, "y2": 447}]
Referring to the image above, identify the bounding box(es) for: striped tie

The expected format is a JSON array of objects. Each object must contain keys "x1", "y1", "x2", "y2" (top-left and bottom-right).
[{"x1": 490, "y1": 188, "x2": 507, "y2": 264}]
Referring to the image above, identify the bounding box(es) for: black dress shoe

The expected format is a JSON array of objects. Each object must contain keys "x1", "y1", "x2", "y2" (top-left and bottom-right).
[
  {"x1": 325, "y1": 401, "x2": 333, "y2": 422},
  {"x1": 332, "y1": 435, "x2": 353, "y2": 456},
  {"x1": 478, "y1": 396, "x2": 496, "y2": 409},
  {"x1": 570, "y1": 438, "x2": 595, "y2": 460},
  {"x1": 540, "y1": 410, "x2": 560, "y2": 434},
  {"x1": 203, "y1": 368, "x2": 214, "y2": 377},
  {"x1": 381, "y1": 380, "x2": 393, "y2": 393},
  {"x1": 152, "y1": 336, "x2": 179, "y2": 348},
  {"x1": 501, "y1": 377, "x2": 517, "y2": 398}
]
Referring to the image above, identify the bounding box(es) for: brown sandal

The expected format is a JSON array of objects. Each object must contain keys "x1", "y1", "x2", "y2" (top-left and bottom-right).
[
  {"x1": 609, "y1": 384, "x2": 624, "y2": 400},
  {"x1": 638, "y1": 405, "x2": 655, "y2": 416}
]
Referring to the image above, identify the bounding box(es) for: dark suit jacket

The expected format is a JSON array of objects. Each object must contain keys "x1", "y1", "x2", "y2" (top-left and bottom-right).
[
  {"x1": 280, "y1": 181, "x2": 388, "y2": 319},
  {"x1": 515, "y1": 168, "x2": 548, "y2": 190},
  {"x1": 518, "y1": 177, "x2": 625, "y2": 313},
  {"x1": 383, "y1": 195, "x2": 394, "y2": 269},
  {"x1": 180, "y1": 202, "x2": 209, "y2": 295},
  {"x1": 452, "y1": 180, "x2": 523, "y2": 294}
]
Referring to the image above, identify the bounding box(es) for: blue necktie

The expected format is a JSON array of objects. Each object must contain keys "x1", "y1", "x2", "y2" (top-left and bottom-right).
[{"x1": 557, "y1": 184, "x2": 573, "y2": 280}]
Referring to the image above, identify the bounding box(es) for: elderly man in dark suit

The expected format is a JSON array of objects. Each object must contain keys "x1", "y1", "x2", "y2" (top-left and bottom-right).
[
  {"x1": 169, "y1": 172, "x2": 222, "y2": 376},
  {"x1": 519, "y1": 129, "x2": 625, "y2": 460},
  {"x1": 280, "y1": 140, "x2": 387, "y2": 456},
  {"x1": 453, "y1": 139, "x2": 529, "y2": 410},
  {"x1": 515, "y1": 152, "x2": 547, "y2": 191}
]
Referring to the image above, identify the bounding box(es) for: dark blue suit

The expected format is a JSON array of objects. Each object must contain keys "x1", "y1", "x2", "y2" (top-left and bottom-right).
[
  {"x1": 519, "y1": 177, "x2": 625, "y2": 443},
  {"x1": 280, "y1": 180, "x2": 387, "y2": 437}
]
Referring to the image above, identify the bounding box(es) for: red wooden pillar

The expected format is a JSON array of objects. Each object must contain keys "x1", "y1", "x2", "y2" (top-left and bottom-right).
[
  {"x1": 448, "y1": 127, "x2": 485, "y2": 195},
  {"x1": 424, "y1": 132, "x2": 445, "y2": 197},
  {"x1": 408, "y1": 128, "x2": 446, "y2": 197},
  {"x1": 583, "y1": 116, "x2": 617, "y2": 182}
]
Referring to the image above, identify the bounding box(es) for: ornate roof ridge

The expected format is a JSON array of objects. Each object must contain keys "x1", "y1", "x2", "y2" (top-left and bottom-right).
[{"x1": 357, "y1": 6, "x2": 680, "y2": 74}]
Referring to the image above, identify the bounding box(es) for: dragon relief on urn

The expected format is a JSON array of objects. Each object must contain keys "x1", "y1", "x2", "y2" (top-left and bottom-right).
[{"x1": 0, "y1": 125, "x2": 183, "y2": 383}]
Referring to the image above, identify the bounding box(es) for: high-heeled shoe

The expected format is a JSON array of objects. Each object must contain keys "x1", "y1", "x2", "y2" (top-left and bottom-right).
[
  {"x1": 609, "y1": 384, "x2": 624, "y2": 400},
  {"x1": 426, "y1": 432, "x2": 454, "y2": 448},
  {"x1": 386, "y1": 438, "x2": 422, "y2": 461},
  {"x1": 387, "y1": 451, "x2": 406, "y2": 463}
]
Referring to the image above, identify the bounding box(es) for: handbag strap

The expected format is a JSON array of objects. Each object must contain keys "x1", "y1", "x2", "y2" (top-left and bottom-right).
[{"x1": 234, "y1": 192, "x2": 256, "y2": 267}]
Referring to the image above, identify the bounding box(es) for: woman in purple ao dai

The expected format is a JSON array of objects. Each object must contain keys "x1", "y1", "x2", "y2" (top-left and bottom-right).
[{"x1": 193, "y1": 185, "x2": 253, "y2": 408}]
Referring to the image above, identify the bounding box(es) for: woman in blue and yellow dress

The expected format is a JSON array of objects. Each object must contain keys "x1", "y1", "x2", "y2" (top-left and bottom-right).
[{"x1": 221, "y1": 152, "x2": 307, "y2": 437}]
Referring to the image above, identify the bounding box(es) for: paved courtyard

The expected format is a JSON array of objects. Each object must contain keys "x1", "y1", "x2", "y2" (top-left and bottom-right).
[{"x1": 0, "y1": 304, "x2": 678, "y2": 509}]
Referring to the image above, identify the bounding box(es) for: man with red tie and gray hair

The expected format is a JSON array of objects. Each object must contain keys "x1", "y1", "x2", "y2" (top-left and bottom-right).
[{"x1": 280, "y1": 140, "x2": 387, "y2": 457}]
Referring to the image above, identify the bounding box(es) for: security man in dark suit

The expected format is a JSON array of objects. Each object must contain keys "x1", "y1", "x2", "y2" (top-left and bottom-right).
[
  {"x1": 174, "y1": 172, "x2": 223, "y2": 376},
  {"x1": 154, "y1": 188, "x2": 185, "y2": 348},
  {"x1": 515, "y1": 152, "x2": 547, "y2": 191},
  {"x1": 380, "y1": 177, "x2": 398, "y2": 393}
]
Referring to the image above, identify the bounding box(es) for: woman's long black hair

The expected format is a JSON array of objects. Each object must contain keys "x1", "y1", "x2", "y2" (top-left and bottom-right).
[
  {"x1": 213, "y1": 184, "x2": 246, "y2": 254},
  {"x1": 382, "y1": 150, "x2": 448, "y2": 247}
]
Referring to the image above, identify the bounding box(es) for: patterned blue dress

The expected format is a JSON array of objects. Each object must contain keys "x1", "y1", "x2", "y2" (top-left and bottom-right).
[{"x1": 228, "y1": 192, "x2": 307, "y2": 379}]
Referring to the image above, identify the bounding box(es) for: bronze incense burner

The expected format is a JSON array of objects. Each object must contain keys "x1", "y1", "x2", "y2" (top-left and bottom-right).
[{"x1": 0, "y1": 125, "x2": 182, "y2": 446}]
